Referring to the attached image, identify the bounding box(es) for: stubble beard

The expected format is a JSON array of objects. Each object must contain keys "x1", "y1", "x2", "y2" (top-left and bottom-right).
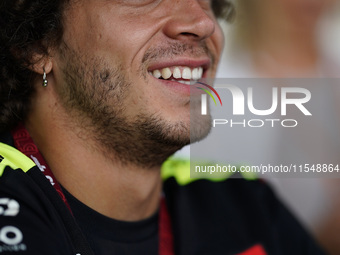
[{"x1": 56, "y1": 43, "x2": 212, "y2": 169}]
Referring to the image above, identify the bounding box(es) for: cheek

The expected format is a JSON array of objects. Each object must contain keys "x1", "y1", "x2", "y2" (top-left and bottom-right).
[
  {"x1": 209, "y1": 23, "x2": 224, "y2": 67},
  {"x1": 214, "y1": 24, "x2": 225, "y2": 58}
]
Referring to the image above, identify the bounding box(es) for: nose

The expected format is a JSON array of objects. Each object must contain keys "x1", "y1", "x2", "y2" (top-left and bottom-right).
[{"x1": 162, "y1": 0, "x2": 216, "y2": 42}]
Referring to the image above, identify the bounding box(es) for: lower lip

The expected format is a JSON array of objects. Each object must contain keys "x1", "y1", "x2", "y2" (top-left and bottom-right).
[{"x1": 150, "y1": 76, "x2": 204, "y2": 96}]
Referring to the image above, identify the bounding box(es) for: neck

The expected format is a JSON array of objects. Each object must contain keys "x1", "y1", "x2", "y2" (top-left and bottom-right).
[{"x1": 26, "y1": 86, "x2": 162, "y2": 222}]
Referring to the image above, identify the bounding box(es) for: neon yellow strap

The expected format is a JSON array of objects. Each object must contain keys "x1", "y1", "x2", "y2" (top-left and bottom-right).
[
  {"x1": 0, "y1": 142, "x2": 35, "y2": 177},
  {"x1": 0, "y1": 143, "x2": 256, "y2": 183}
]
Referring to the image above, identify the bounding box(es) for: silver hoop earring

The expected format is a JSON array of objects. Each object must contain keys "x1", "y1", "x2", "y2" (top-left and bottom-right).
[{"x1": 42, "y1": 68, "x2": 48, "y2": 87}]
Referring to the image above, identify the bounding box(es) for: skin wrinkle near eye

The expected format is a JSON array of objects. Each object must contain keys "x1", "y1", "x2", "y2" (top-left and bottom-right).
[{"x1": 109, "y1": 0, "x2": 161, "y2": 13}]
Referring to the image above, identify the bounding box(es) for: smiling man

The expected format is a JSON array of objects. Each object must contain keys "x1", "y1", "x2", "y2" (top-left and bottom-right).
[{"x1": 0, "y1": 0, "x2": 326, "y2": 254}]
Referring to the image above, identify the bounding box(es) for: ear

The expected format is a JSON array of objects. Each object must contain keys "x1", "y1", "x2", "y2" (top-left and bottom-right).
[{"x1": 28, "y1": 54, "x2": 53, "y2": 75}]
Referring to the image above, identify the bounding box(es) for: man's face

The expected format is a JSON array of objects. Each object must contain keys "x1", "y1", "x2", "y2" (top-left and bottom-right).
[{"x1": 52, "y1": 0, "x2": 224, "y2": 167}]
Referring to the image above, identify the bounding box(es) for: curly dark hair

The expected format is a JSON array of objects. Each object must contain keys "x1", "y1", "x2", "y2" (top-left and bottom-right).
[
  {"x1": 0, "y1": 0, "x2": 234, "y2": 133},
  {"x1": 0, "y1": 0, "x2": 66, "y2": 133},
  {"x1": 213, "y1": 0, "x2": 235, "y2": 22}
]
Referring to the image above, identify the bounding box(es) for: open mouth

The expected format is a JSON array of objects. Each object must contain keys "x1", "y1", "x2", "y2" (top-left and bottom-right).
[{"x1": 148, "y1": 66, "x2": 204, "y2": 85}]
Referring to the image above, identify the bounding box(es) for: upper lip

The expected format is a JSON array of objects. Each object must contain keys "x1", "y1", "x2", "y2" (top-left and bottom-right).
[{"x1": 147, "y1": 58, "x2": 211, "y2": 72}]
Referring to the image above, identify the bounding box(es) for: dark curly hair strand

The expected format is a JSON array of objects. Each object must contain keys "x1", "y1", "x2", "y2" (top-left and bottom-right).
[{"x1": 0, "y1": 0, "x2": 66, "y2": 133}]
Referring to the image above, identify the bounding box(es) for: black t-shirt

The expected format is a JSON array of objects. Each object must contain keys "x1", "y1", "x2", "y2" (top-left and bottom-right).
[
  {"x1": 0, "y1": 130, "x2": 327, "y2": 254},
  {"x1": 63, "y1": 188, "x2": 158, "y2": 255}
]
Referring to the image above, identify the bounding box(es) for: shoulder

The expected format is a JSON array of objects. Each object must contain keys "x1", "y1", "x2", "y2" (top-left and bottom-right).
[
  {"x1": 0, "y1": 134, "x2": 75, "y2": 254},
  {"x1": 162, "y1": 158, "x2": 273, "y2": 207},
  {"x1": 162, "y1": 158, "x2": 326, "y2": 255}
]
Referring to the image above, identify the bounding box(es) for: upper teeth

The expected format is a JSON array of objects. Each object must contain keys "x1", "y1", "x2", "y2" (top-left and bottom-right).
[{"x1": 150, "y1": 66, "x2": 203, "y2": 81}]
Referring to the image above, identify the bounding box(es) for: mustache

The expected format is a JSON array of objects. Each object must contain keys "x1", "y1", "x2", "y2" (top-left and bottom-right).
[{"x1": 142, "y1": 42, "x2": 215, "y2": 65}]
